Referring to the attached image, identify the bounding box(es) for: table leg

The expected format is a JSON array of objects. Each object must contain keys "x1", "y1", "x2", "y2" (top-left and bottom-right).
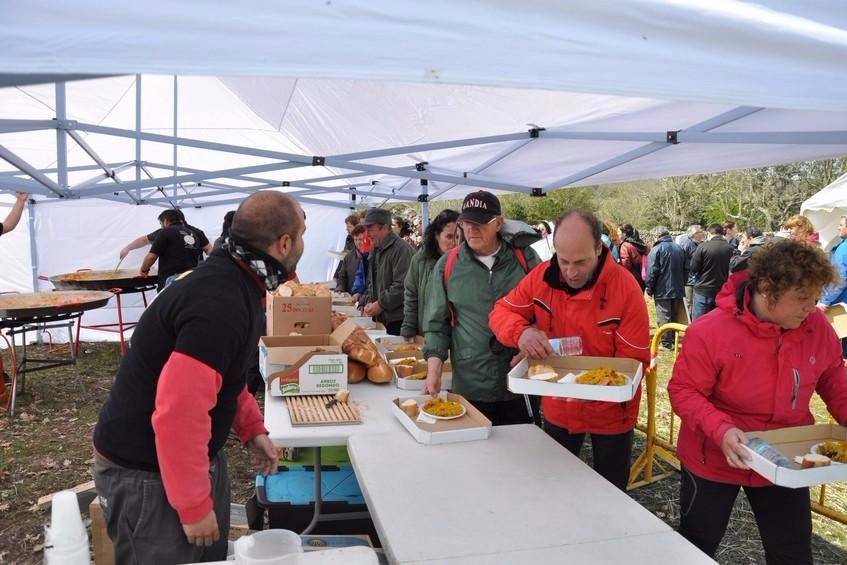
[{"x1": 301, "y1": 447, "x2": 323, "y2": 535}]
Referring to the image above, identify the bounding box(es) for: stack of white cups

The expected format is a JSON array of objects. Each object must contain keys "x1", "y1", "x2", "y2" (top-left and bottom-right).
[{"x1": 43, "y1": 490, "x2": 90, "y2": 565}]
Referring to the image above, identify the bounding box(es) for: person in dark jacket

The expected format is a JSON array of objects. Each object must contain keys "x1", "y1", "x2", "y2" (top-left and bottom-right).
[
  {"x1": 729, "y1": 225, "x2": 766, "y2": 273},
  {"x1": 335, "y1": 225, "x2": 371, "y2": 295},
  {"x1": 331, "y1": 213, "x2": 361, "y2": 282},
  {"x1": 212, "y1": 211, "x2": 236, "y2": 251},
  {"x1": 360, "y1": 208, "x2": 415, "y2": 335},
  {"x1": 401, "y1": 209, "x2": 459, "y2": 338},
  {"x1": 676, "y1": 224, "x2": 704, "y2": 316},
  {"x1": 689, "y1": 223, "x2": 734, "y2": 320},
  {"x1": 645, "y1": 228, "x2": 687, "y2": 347},
  {"x1": 618, "y1": 224, "x2": 648, "y2": 291}
]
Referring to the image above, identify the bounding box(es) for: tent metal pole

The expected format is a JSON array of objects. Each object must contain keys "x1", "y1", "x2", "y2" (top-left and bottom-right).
[
  {"x1": 73, "y1": 122, "x2": 314, "y2": 164},
  {"x1": 542, "y1": 106, "x2": 764, "y2": 190},
  {"x1": 135, "y1": 75, "x2": 142, "y2": 193},
  {"x1": 330, "y1": 131, "x2": 529, "y2": 161},
  {"x1": 72, "y1": 161, "x2": 308, "y2": 197},
  {"x1": 324, "y1": 159, "x2": 533, "y2": 194},
  {"x1": 55, "y1": 82, "x2": 69, "y2": 192},
  {"x1": 26, "y1": 198, "x2": 42, "y2": 343},
  {"x1": 0, "y1": 119, "x2": 58, "y2": 134},
  {"x1": 173, "y1": 75, "x2": 178, "y2": 197},
  {"x1": 420, "y1": 180, "x2": 429, "y2": 231},
  {"x1": 0, "y1": 162, "x2": 122, "y2": 178},
  {"x1": 184, "y1": 194, "x2": 357, "y2": 210},
  {"x1": 0, "y1": 145, "x2": 64, "y2": 196},
  {"x1": 678, "y1": 131, "x2": 847, "y2": 144},
  {"x1": 429, "y1": 138, "x2": 534, "y2": 199}
]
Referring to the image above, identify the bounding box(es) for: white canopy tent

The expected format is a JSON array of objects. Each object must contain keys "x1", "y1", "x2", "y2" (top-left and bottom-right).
[
  {"x1": 1, "y1": 1, "x2": 847, "y2": 338},
  {"x1": 802, "y1": 172, "x2": 847, "y2": 251}
]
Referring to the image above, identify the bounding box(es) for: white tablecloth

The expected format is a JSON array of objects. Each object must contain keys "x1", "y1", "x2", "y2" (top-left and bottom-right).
[{"x1": 348, "y1": 424, "x2": 714, "y2": 565}]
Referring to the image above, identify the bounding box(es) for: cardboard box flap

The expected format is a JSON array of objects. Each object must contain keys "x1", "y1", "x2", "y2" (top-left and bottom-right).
[{"x1": 825, "y1": 304, "x2": 847, "y2": 339}]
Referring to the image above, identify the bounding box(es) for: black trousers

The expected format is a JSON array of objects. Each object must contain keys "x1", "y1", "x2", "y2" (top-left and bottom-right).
[
  {"x1": 468, "y1": 397, "x2": 533, "y2": 426},
  {"x1": 384, "y1": 320, "x2": 403, "y2": 336},
  {"x1": 544, "y1": 421, "x2": 633, "y2": 491},
  {"x1": 679, "y1": 466, "x2": 812, "y2": 565}
]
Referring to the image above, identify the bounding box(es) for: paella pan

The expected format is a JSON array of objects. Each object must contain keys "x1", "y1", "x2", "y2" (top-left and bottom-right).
[
  {"x1": 0, "y1": 291, "x2": 113, "y2": 320},
  {"x1": 47, "y1": 269, "x2": 158, "y2": 292}
]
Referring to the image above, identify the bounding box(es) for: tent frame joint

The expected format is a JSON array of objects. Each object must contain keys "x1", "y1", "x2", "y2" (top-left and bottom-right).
[
  {"x1": 666, "y1": 130, "x2": 679, "y2": 144},
  {"x1": 529, "y1": 127, "x2": 546, "y2": 138},
  {"x1": 312, "y1": 156, "x2": 325, "y2": 166},
  {"x1": 530, "y1": 187, "x2": 546, "y2": 197}
]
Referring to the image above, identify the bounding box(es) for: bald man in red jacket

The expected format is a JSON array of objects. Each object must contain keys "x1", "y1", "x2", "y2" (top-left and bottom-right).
[{"x1": 490, "y1": 209, "x2": 649, "y2": 490}]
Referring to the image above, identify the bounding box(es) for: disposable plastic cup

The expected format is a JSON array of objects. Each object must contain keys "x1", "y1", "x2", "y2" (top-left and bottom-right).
[
  {"x1": 234, "y1": 529, "x2": 303, "y2": 564},
  {"x1": 44, "y1": 490, "x2": 89, "y2": 564}
]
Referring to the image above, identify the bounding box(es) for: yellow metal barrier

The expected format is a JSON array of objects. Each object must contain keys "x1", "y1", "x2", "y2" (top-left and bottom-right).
[
  {"x1": 626, "y1": 322, "x2": 847, "y2": 526},
  {"x1": 627, "y1": 323, "x2": 685, "y2": 490}
]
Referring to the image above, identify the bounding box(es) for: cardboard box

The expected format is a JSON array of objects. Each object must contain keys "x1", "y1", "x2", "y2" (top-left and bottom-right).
[
  {"x1": 387, "y1": 352, "x2": 453, "y2": 391},
  {"x1": 742, "y1": 424, "x2": 847, "y2": 488},
  {"x1": 825, "y1": 304, "x2": 847, "y2": 338},
  {"x1": 391, "y1": 393, "x2": 491, "y2": 445},
  {"x1": 260, "y1": 320, "x2": 361, "y2": 396},
  {"x1": 332, "y1": 291, "x2": 354, "y2": 306},
  {"x1": 89, "y1": 497, "x2": 115, "y2": 565},
  {"x1": 267, "y1": 292, "x2": 332, "y2": 336},
  {"x1": 507, "y1": 356, "x2": 643, "y2": 402}
]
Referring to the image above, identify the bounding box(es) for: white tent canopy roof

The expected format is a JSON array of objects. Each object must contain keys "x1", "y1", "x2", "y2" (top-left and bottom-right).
[{"x1": 1, "y1": 0, "x2": 847, "y2": 316}]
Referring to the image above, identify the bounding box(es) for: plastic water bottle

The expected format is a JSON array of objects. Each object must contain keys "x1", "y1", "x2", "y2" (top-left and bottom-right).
[
  {"x1": 747, "y1": 437, "x2": 793, "y2": 468},
  {"x1": 548, "y1": 337, "x2": 582, "y2": 356}
]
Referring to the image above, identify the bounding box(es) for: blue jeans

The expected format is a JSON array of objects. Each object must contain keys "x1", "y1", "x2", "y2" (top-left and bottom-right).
[{"x1": 691, "y1": 290, "x2": 717, "y2": 320}]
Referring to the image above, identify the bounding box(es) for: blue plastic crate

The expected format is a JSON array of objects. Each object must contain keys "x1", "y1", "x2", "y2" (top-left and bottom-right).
[{"x1": 256, "y1": 465, "x2": 365, "y2": 506}]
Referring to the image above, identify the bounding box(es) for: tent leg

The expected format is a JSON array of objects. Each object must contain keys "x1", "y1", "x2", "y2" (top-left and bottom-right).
[{"x1": 420, "y1": 179, "x2": 429, "y2": 231}]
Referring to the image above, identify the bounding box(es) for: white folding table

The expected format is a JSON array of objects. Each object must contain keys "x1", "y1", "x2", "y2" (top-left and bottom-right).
[
  {"x1": 348, "y1": 424, "x2": 715, "y2": 565},
  {"x1": 263, "y1": 381, "x2": 415, "y2": 534}
]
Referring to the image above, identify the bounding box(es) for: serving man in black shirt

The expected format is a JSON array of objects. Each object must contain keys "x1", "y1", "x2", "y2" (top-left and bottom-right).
[
  {"x1": 93, "y1": 191, "x2": 305, "y2": 564},
  {"x1": 138, "y1": 209, "x2": 211, "y2": 290},
  {"x1": 119, "y1": 208, "x2": 212, "y2": 262},
  {"x1": 0, "y1": 192, "x2": 28, "y2": 238}
]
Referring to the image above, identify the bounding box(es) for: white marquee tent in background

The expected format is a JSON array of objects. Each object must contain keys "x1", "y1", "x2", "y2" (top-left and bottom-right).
[
  {"x1": 1, "y1": 0, "x2": 847, "y2": 339},
  {"x1": 803, "y1": 173, "x2": 847, "y2": 251}
]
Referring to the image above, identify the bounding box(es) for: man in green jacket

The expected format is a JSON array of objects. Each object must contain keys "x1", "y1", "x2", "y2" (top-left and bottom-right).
[
  {"x1": 360, "y1": 208, "x2": 415, "y2": 335},
  {"x1": 423, "y1": 191, "x2": 540, "y2": 425}
]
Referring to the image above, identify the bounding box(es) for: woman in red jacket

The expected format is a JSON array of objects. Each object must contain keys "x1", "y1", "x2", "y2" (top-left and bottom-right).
[{"x1": 668, "y1": 240, "x2": 847, "y2": 564}]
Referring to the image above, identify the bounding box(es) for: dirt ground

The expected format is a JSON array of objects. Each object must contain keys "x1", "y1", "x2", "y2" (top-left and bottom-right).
[{"x1": 1, "y1": 340, "x2": 846, "y2": 564}]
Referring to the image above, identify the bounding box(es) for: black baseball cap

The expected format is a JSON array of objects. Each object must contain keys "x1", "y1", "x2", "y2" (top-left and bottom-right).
[{"x1": 458, "y1": 190, "x2": 501, "y2": 224}]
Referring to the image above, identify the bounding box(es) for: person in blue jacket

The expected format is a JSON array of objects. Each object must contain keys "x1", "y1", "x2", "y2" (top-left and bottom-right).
[{"x1": 820, "y1": 215, "x2": 847, "y2": 356}]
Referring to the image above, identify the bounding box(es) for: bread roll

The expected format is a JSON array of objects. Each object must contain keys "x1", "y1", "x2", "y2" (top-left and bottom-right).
[
  {"x1": 400, "y1": 399, "x2": 419, "y2": 418},
  {"x1": 528, "y1": 364, "x2": 559, "y2": 382},
  {"x1": 366, "y1": 358, "x2": 393, "y2": 383},
  {"x1": 801, "y1": 454, "x2": 831, "y2": 468},
  {"x1": 335, "y1": 389, "x2": 350, "y2": 403},
  {"x1": 394, "y1": 364, "x2": 413, "y2": 378},
  {"x1": 347, "y1": 360, "x2": 367, "y2": 383}
]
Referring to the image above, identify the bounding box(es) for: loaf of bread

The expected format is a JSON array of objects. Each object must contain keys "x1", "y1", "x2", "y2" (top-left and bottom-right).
[
  {"x1": 277, "y1": 281, "x2": 332, "y2": 297},
  {"x1": 342, "y1": 327, "x2": 381, "y2": 366},
  {"x1": 348, "y1": 360, "x2": 367, "y2": 383},
  {"x1": 366, "y1": 358, "x2": 393, "y2": 383}
]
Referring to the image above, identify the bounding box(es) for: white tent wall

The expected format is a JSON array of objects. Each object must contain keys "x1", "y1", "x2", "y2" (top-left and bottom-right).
[
  {"x1": 802, "y1": 173, "x2": 847, "y2": 251},
  {"x1": 0, "y1": 199, "x2": 346, "y2": 343}
]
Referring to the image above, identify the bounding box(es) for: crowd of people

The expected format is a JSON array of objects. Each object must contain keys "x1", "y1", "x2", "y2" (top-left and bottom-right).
[
  {"x1": 2, "y1": 185, "x2": 841, "y2": 564},
  {"x1": 331, "y1": 198, "x2": 847, "y2": 564}
]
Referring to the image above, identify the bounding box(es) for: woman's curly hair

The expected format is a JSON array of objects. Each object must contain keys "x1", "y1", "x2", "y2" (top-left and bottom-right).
[{"x1": 748, "y1": 239, "x2": 837, "y2": 302}]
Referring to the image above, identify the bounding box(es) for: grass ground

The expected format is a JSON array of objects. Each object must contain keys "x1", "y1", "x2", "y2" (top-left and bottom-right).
[{"x1": 1, "y1": 311, "x2": 846, "y2": 564}]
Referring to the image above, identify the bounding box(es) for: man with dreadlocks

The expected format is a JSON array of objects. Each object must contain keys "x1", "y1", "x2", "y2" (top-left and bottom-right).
[{"x1": 93, "y1": 191, "x2": 305, "y2": 564}]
